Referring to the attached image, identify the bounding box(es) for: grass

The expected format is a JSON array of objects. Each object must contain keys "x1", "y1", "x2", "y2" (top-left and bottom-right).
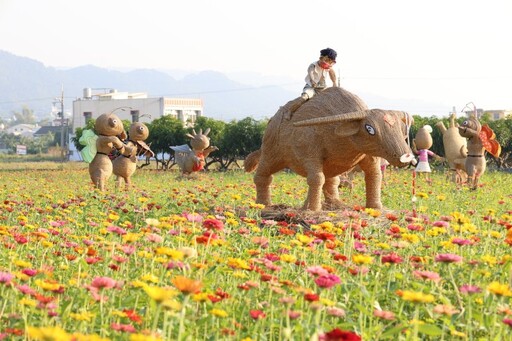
[{"x1": 0, "y1": 163, "x2": 511, "y2": 340}]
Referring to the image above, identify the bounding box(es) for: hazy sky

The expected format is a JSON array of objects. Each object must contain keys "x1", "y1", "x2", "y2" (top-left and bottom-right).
[{"x1": 1, "y1": 0, "x2": 511, "y2": 116}]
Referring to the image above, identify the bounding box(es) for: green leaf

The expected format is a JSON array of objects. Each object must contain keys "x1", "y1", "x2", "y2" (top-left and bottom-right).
[{"x1": 417, "y1": 323, "x2": 443, "y2": 336}]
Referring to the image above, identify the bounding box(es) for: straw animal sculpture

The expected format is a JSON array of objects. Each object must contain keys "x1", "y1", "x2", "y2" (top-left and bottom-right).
[
  {"x1": 88, "y1": 113, "x2": 133, "y2": 191},
  {"x1": 113, "y1": 122, "x2": 155, "y2": 190},
  {"x1": 435, "y1": 113, "x2": 467, "y2": 183},
  {"x1": 244, "y1": 87, "x2": 415, "y2": 210},
  {"x1": 457, "y1": 113, "x2": 501, "y2": 189},
  {"x1": 171, "y1": 128, "x2": 218, "y2": 175}
]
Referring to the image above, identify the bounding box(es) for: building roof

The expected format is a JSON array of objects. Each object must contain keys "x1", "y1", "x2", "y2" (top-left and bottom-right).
[{"x1": 34, "y1": 126, "x2": 63, "y2": 136}]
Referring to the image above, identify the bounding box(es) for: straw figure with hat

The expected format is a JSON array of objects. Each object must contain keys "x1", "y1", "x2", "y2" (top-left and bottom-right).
[{"x1": 244, "y1": 86, "x2": 416, "y2": 211}]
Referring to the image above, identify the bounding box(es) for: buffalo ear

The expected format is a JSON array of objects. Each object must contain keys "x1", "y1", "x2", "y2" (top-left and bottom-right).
[{"x1": 334, "y1": 121, "x2": 360, "y2": 137}]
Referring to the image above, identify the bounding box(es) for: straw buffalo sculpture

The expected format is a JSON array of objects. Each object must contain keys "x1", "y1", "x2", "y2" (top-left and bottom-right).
[
  {"x1": 113, "y1": 122, "x2": 155, "y2": 190},
  {"x1": 244, "y1": 87, "x2": 415, "y2": 210}
]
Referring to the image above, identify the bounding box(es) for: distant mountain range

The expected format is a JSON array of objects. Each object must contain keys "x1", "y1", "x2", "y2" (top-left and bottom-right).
[{"x1": 0, "y1": 50, "x2": 450, "y2": 122}]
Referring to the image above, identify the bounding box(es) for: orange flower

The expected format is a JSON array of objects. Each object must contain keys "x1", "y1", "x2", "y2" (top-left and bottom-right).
[{"x1": 171, "y1": 276, "x2": 202, "y2": 295}]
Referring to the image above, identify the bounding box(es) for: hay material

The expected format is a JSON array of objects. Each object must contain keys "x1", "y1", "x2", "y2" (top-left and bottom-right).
[
  {"x1": 88, "y1": 113, "x2": 133, "y2": 191},
  {"x1": 113, "y1": 122, "x2": 154, "y2": 191},
  {"x1": 245, "y1": 87, "x2": 414, "y2": 211},
  {"x1": 171, "y1": 128, "x2": 218, "y2": 175},
  {"x1": 435, "y1": 113, "x2": 468, "y2": 183}
]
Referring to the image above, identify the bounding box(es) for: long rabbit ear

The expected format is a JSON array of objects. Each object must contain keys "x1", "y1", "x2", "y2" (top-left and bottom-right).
[
  {"x1": 204, "y1": 128, "x2": 211, "y2": 136},
  {"x1": 186, "y1": 133, "x2": 194, "y2": 139},
  {"x1": 199, "y1": 128, "x2": 203, "y2": 135},
  {"x1": 192, "y1": 129, "x2": 197, "y2": 135}
]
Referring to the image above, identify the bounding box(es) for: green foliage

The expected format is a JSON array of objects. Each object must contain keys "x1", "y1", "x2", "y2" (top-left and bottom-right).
[
  {"x1": 219, "y1": 117, "x2": 267, "y2": 158},
  {"x1": 71, "y1": 120, "x2": 95, "y2": 152},
  {"x1": 146, "y1": 115, "x2": 188, "y2": 157}
]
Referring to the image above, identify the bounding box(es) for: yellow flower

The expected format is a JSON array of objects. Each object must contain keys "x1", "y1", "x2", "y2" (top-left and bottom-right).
[
  {"x1": 192, "y1": 292, "x2": 210, "y2": 302},
  {"x1": 416, "y1": 192, "x2": 429, "y2": 198},
  {"x1": 19, "y1": 298, "x2": 37, "y2": 307},
  {"x1": 71, "y1": 333, "x2": 110, "y2": 341},
  {"x1": 70, "y1": 311, "x2": 95, "y2": 322},
  {"x1": 14, "y1": 259, "x2": 32, "y2": 268},
  {"x1": 108, "y1": 212, "x2": 120, "y2": 221},
  {"x1": 401, "y1": 290, "x2": 435, "y2": 303},
  {"x1": 141, "y1": 274, "x2": 160, "y2": 283},
  {"x1": 35, "y1": 279, "x2": 63, "y2": 291},
  {"x1": 129, "y1": 334, "x2": 163, "y2": 341},
  {"x1": 155, "y1": 247, "x2": 184, "y2": 260},
  {"x1": 27, "y1": 326, "x2": 71, "y2": 340},
  {"x1": 227, "y1": 258, "x2": 251, "y2": 270},
  {"x1": 210, "y1": 308, "x2": 228, "y2": 317},
  {"x1": 138, "y1": 197, "x2": 149, "y2": 203},
  {"x1": 123, "y1": 233, "x2": 142, "y2": 243},
  {"x1": 225, "y1": 218, "x2": 239, "y2": 227},
  {"x1": 352, "y1": 254, "x2": 373, "y2": 265},
  {"x1": 489, "y1": 231, "x2": 501, "y2": 239},
  {"x1": 487, "y1": 282, "x2": 512, "y2": 296},
  {"x1": 401, "y1": 233, "x2": 420, "y2": 244},
  {"x1": 481, "y1": 255, "x2": 497, "y2": 266},
  {"x1": 161, "y1": 299, "x2": 182, "y2": 311},
  {"x1": 296, "y1": 234, "x2": 315, "y2": 245},
  {"x1": 436, "y1": 195, "x2": 446, "y2": 201},
  {"x1": 143, "y1": 285, "x2": 179, "y2": 303},
  {"x1": 280, "y1": 254, "x2": 297, "y2": 263}
]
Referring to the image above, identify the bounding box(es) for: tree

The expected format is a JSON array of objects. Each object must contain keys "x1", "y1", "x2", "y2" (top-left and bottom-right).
[
  {"x1": 216, "y1": 117, "x2": 267, "y2": 170},
  {"x1": 12, "y1": 105, "x2": 36, "y2": 125},
  {"x1": 146, "y1": 116, "x2": 188, "y2": 169}
]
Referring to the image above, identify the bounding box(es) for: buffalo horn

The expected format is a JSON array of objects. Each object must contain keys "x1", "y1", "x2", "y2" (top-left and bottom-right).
[{"x1": 293, "y1": 110, "x2": 370, "y2": 127}]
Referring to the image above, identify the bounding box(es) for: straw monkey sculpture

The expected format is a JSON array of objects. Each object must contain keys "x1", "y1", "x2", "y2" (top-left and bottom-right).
[
  {"x1": 457, "y1": 113, "x2": 501, "y2": 190},
  {"x1": 113, "y1": 122, "x2": 155, "y2": 190},
  {"x1": 171, "y1": 128, "x2": 218, "y2": 175},
  {"x1": 435, "y1": 113, "x2": 467, "y2": 183},
  {"x1": 88, "y1": 113, "x2": 133, "y2": 191},
  {"x1": 244, "y1": 87, "x2": 416, "y2": 210}
]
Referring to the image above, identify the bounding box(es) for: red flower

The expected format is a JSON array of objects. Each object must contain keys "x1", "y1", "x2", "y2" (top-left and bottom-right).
[
  {"x1": 123, "y1": 309, "x2": 143, "y2": 324},
  {"x1": 202, "y1": 219, "x2": 224, "y2": 231},
  {"x1": 249, "y1": 309, "x2": 266, "y2": 319},
  {"x1": 381, "y1": 253, "x2": 403, "y2": 264},
  {"x1": 320, "y1": 328, "x2": 362, "y2": 341},
  {"x1": 304, "y1": 293, "x2": 319, "y2": 302}
]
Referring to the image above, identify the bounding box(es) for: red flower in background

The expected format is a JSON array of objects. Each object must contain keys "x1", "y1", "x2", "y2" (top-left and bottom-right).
[
  {"x1": 319, "y1": 328, "x2": 361, "y2": 341},
  {"x1": 249, "y1": 310, "x2": 266, "y2": 319}
]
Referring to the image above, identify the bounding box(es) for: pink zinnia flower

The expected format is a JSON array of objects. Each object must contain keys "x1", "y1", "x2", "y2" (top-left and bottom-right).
[
  {"x1": 21, "y1": 269, "x2": 37, "y2": 277},
  {"x1": 459, "y1": 284, "x2": 482, "y2": 294},
  {"x1": 202, "y1": 219, "x2": 224, "y2": 231},
  {"x1": 432, "y1": 220, "x2": 450, "y2": 228},
  {"x1": 0, "y1": 272, "x2": 14, "y2": 285},
  {"x1": 90, "y1": 277, "x2": 117, "y2": 289},
  {"x1": 121, "y1": 245, "x2": 136, "y2": 255},
  {"x1": 451, "y1": 238, "x2": 472, "y2": 246},
  {"x1": 146, "y1": 233, "x2": 163, "y2": 243},
  {"x1": 306, "y1": 266, "x2": 330, "y2": 277},
  {"x1": 107, "y1": 225, "x2": 127, "y2": 235},
  {"x1": 326, "y1": 307, "x2": 346, "y2": 317},
  {"x1": 503, "y1": 318, "x2": 512, "y2": 327},
  {"x1": 288, "y1": 310, "x2": 301, "y2": 319},
  {"x1": 184, "y1": 212, "x2": 203, "y2": 223},
  {"x1": 17, "y1": 284, "x2": 37, "y2": 295},
  {"x1": 373, "y1": 309, "x2": 396, "y2": 321},
  {"x1": 413, "y1": 270, "x2": 441, "y2": 283},
  {"x1": 314, "y1": 274, "x2": 341, "y2": 289},
  {"x1": 435, "y1": 253, "x2": 463, "y2": 263}
]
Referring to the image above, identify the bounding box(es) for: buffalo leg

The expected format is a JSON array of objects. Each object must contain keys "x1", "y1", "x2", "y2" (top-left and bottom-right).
[
  {"x1": 304, "y1": 166, "x2": 325, "y2": 211},
  {"x1": 254, "y1": 172, "x2": 273, "y2": 206},
  {"x1": 323, "y1": 176, "x2": 343, "y2": 209}
]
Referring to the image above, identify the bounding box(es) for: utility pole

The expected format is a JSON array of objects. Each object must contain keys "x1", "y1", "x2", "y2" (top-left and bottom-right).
[{"x1": 59, "y1": 86, "x2": 66, "y2": 162}]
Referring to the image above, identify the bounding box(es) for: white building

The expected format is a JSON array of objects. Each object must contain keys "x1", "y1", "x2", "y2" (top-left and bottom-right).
[
  {"x1": 69, "y1": 88, "x2": 204, "y2": 160},
  {"x1": 72, "y1": 88, "x2": 203, "y2": 130}
]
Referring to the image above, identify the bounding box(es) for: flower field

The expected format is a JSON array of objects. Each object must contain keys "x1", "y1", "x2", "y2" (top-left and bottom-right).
[{"x1": 0, "y1": 167, "x2": 511, "y2": 340}]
